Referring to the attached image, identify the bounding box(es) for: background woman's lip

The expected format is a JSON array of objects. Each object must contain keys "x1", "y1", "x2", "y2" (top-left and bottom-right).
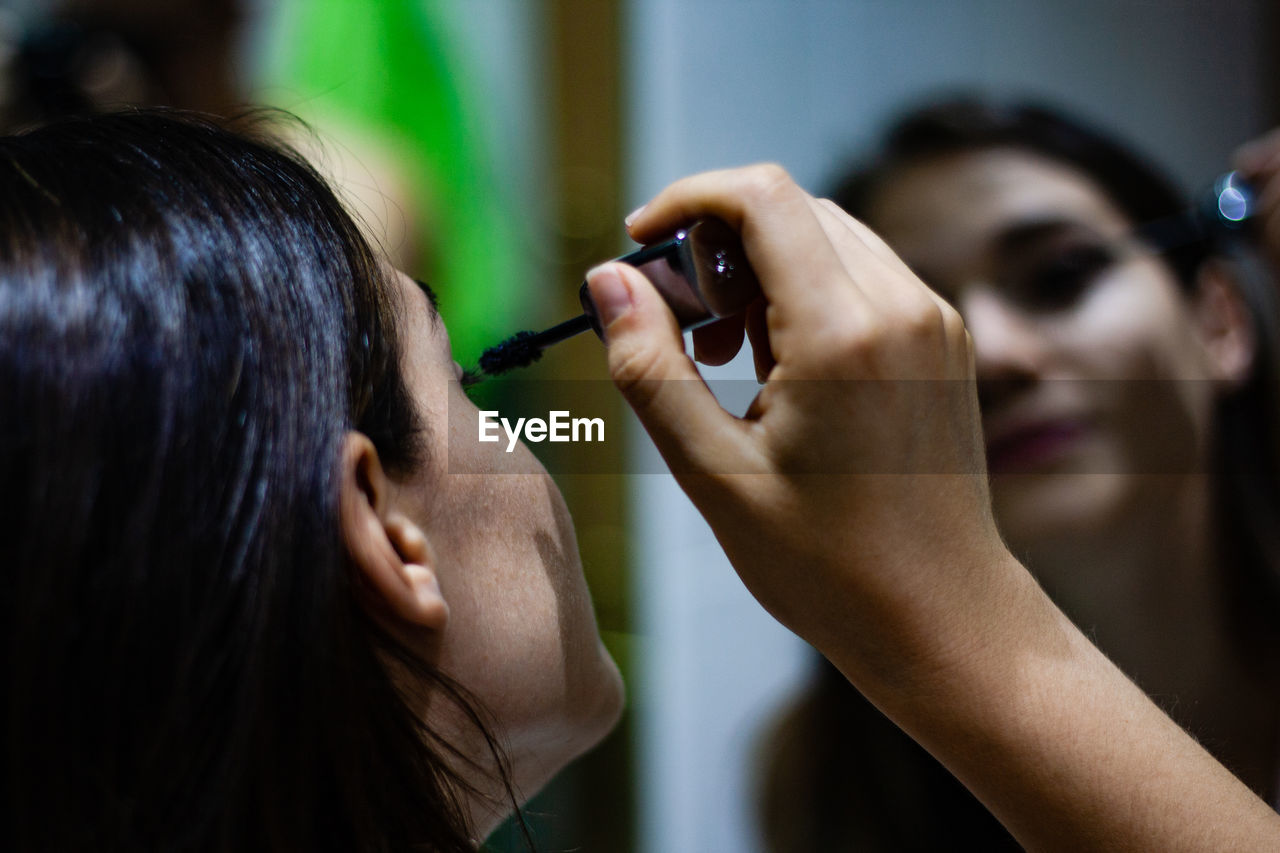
[{"x1": 985, "y1": 418, "x2": 1090, "y2": 473}]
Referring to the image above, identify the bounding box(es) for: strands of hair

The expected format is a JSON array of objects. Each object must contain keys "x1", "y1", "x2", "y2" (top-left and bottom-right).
[{"x1": 477, "y1": 314, "x2": 593, "y2": 376}]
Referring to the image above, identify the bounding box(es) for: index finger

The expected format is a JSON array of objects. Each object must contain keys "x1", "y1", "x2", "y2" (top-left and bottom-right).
[
  {"x1": 627, "y1": 164, "x2": 862, "y2": 332},
  {"x1": 1234, "y1": 127, "x2": 1280, "y2": 176}
]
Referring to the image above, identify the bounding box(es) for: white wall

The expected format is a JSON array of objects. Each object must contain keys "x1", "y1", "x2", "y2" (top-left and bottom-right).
[{"x1": 624, "y1": 2, "x2": 1273, "y2": 851}]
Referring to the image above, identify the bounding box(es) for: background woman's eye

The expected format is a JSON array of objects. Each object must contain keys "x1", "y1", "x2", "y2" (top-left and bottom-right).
[{"x1": 1016, "y1": 243, "x2": 1117, "y2": 310}]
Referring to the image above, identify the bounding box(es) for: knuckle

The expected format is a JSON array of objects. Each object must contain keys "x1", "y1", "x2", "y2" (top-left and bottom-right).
[
  {"x1": 905, "y1": 305, "x2": 942, "y2": 340},
  {"x1": 943, "y1": 306, "x2": 969, "y2": 344},
  {"x1": 830, "y1": 317, "x2": 885, "y2": 364},
  {"x1": 741, "y1": 162, "x2": 795, "y2": 202},
  {"x1": 897, "y1": 298, "x2": 947, "y2": 344}
]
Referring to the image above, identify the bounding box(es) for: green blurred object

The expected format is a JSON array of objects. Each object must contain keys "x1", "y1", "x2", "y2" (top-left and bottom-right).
[{"x1": 262, "y1": 0, "x2": 527, "y2": 363}]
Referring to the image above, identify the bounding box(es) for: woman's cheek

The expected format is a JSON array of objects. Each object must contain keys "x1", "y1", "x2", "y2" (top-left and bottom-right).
[{"x1": 1061, "y1": 271, "x2": 1190, "y2": 381}]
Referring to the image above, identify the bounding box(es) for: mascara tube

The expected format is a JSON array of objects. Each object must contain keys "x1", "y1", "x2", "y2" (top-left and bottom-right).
[
  {"x1": 478, "y1": 218, "x2": 762, "y2": 376},
  {"x1": 578, "y1": 218, "x2": 762, "y2": 337}
]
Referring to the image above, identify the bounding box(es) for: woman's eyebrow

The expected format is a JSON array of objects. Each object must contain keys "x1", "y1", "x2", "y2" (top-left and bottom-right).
[{"x1": 994, "y1": 218, "x2": 1097, "y2": 256}]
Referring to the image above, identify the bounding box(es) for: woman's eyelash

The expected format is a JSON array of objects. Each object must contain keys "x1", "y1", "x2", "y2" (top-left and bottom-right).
[
  {"x1": 1013, "y1": 243, "x2": 1117, "y2": 308},
  {"x1": 459, "y1": 368, "x2": 484, "y2": 388}
]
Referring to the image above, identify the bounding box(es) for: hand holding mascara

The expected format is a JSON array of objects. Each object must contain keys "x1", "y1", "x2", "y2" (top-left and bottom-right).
[
  {"x1": 586, "y1": 162, "x2": 1280, "y2": 852},
  {"x1": 477, "y1": 218, "x2": 761, "y2": 376}
]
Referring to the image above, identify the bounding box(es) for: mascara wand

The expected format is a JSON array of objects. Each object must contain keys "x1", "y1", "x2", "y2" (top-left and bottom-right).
[
  {"x1": 473, "y1": 218, "x2": 761, "y2": 379},
  {"x1": 477, "y1": 314, "x2": 594, "y2": 377}
]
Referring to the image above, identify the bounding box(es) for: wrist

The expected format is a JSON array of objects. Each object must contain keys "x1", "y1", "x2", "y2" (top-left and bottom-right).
[{"x1": 817, "y1": 548, "x2": 1058, "y2": 721}]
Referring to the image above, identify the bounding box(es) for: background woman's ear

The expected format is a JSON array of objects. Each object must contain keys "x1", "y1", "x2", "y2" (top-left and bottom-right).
[
  {"x1": 1194, "y1": 260, "x2": 1256, "y2": 390},
  {"x1": 338, "y1": 432, "x2": 449, "y2": 631}
]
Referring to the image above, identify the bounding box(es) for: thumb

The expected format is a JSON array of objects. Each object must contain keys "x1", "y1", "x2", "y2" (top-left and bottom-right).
[{"x1": 586, "y1": 261, "x2": 748, "y2": 476}]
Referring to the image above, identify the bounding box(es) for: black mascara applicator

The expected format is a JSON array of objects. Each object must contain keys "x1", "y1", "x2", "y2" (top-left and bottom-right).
[
  {"x1": 474, "y1": 218, "x2": 761, "y2": 378},
  {"x1": 477, "y1": 314, "x2": 594, "y2": 376}
]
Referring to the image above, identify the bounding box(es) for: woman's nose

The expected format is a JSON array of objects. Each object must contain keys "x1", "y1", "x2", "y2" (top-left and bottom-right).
[{"x1": 960, "y1": 289, "x2": 1046, "y2": 407}]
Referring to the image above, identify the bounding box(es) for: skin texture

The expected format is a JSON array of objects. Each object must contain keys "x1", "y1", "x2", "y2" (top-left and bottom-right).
[
  {"x1": 586, "y1": 162, "x2": 1280, "y2": 849},
  {"x1": 340, "y1": 272, "x2": 624, "y2": 838}
]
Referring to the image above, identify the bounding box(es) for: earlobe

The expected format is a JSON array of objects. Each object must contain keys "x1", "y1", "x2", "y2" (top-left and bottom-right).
[
  {"x1": 338, "y1": 432, "x2": 449, "y2": 631},
  {"x1": 1193, "y1": 261, "x2": 1255, "y2": 390}
]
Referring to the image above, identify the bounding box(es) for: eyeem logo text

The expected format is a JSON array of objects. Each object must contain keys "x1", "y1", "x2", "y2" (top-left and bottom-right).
[{"x1": 478, "y1": 410, "x2": 605, "y2": 452}]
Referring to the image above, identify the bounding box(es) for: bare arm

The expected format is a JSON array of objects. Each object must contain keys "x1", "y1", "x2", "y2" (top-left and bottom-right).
[
  {"x1": 858, "y1": 553, "x2": 1278, "y2": 851},
  {"x1": 586, "y1": 164, "x2": 1280, "y2": 850}
]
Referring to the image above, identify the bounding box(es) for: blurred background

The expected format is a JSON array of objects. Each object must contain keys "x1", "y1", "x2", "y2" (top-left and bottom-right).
[{"x1": 2, "y1": 1, "x2": 1275, "y2": 850}]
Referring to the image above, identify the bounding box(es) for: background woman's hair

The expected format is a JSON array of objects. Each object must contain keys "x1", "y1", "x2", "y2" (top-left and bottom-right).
[
  {"x1": 759, "y1": 96, "x2": 1280, "y2": 852},
  {"x1": 0, "y1": 110, "x2": 524, "y2": 851},
  {"x1": 831, "y1": 98, "x2": 1210, "y2": 279}
]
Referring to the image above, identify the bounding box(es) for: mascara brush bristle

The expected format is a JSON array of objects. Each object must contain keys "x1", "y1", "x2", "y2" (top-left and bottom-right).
[
  {"x1": 476, "y1": 314, "x2": 594, "y2": 377},
  {"x1": 478, "y1": 330, "x2": 545, "y2": 376}
]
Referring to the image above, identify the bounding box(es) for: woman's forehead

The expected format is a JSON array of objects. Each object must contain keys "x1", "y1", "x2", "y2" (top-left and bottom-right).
[
  {"x1": 868, "y1": 148, "x2": 1131, "y2": 265},
  {"x1": 874, "y1": 150, "x2": 1126, "y2": 231}
]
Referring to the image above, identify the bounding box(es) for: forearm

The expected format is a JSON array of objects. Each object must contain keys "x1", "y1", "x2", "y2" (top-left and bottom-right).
[
  {"x1": 827, "y1": 554, "x2": 1280, "y2": 851},
  {"x1": 594, "y1": 164, "x2": 1280, "y2": 850}
]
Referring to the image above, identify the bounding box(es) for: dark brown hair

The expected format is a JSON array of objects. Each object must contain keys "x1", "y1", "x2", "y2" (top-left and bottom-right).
[{"x1": 0, "y1": 109, "x2": 525, "y2": 851}]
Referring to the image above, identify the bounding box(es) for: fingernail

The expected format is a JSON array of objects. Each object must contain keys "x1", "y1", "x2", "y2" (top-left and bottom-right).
[
  {"x1": 624, "y1": 204, "x2": 647, "y2": 227},
  {"x1": 586, "y1": 263, "x2": 633, "y2": 327}
]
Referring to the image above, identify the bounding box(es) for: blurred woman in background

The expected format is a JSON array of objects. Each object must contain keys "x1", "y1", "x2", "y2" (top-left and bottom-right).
[{"x1": 759, "y1": 98, "x2": 1280, "y2": 850}]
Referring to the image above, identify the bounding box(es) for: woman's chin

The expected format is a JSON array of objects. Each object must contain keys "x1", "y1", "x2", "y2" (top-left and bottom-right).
[
  {"x1": 992, "y1": 470, "x2": 1133, "y2": 548},
  {"x1": 503, "y1": 643, "x2": 626, "y2": 806},
  {"x1": 548, "y1": 644, "x2": 627, "y2": 770},
  {"x1": 579, "y1": 643, "x2": 626, "y2": 748}
]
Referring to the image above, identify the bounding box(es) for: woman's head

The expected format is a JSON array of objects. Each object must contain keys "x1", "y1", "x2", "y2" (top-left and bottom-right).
[
  {"x1": 0, "y1": 110, "x2": 621, "y2": 850},
  {"x1": 831, "y1": 97, "x2": 1280, "y2": 644}
]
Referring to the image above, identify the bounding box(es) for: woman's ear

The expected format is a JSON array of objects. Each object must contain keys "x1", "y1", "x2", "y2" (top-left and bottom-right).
[
  {"x1": 1193, "y1": 260, "x2": 1256, "y2": 391},
  {"x1": 338, "y1": 432, "x2": 449, "y2": 631}
]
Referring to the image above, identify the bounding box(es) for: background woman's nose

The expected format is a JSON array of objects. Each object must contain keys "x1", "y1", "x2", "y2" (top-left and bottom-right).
[{"x1": 961, "y1": 288, "x2": 1045, "y2": 410}]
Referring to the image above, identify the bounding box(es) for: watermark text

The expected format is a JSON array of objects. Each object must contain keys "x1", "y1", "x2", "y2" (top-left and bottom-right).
[{"x1": 479, "y1": 410, "x2": 605, "y2": 452}]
